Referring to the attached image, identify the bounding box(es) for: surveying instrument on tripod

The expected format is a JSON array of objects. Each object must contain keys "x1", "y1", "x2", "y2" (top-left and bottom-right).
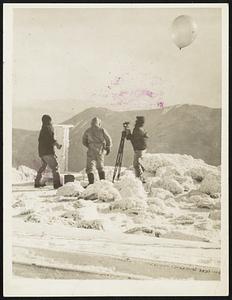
[{"x1": 112, "y1": 122, "x2": 130, "y2": 183}]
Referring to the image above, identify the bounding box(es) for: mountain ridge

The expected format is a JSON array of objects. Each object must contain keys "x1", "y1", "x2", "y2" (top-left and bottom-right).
[{"x1": 12, "y1": 104, "x2": 221, "y2": 171}]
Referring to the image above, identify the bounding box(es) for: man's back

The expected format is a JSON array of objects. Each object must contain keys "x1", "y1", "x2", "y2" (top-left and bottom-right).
[
  {"x1": 84, "y1": 126, "x2": 106, "y2": 145},
  {"x1": 38, "y1": 125, "x2": 55, "y2": 157},
  {"x1": 82, "y1": 126, "x2": 112, "y2": 150}
]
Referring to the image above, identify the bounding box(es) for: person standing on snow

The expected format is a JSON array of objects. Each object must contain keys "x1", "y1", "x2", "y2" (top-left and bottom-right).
[
  {"x1": 82, "y1": 117, "x2": 112, "y2": 185},
  {"x1": 126, "y1": 116, "x2": 148, "y2": 182},
  {"x1": 34, "y1": 114, "x2": 62, "y2": 189}
]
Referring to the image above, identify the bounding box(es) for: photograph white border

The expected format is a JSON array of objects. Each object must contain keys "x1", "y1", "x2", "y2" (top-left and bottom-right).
[{"x1": 3, "y1": 3, "x2": 229, "y2": 296}]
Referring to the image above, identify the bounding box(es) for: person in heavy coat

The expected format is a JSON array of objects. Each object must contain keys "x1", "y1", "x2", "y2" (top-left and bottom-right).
[
  {"x1": 82, "y1": 117, "x2": 112, "y2": 185},
  {"x1": 34, "y1": 114, "x2": 62, "y2": 189},
  {"x1": 126, "y1": 116, "x2": 148, "y2": 181}
]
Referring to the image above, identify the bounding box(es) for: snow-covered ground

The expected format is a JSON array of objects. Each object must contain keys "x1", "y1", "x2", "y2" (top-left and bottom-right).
[
  {"x1": 12, "y1": 153, "x2": 221, "y2": 280},
  {"x1": 12, "y1": 165, "x2": 37, "y2": 184}
]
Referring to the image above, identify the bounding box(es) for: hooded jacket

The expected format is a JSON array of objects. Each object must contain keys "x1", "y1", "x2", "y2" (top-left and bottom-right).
[{"x1": 82, "y1": 118, "x2": 112, "y2": 153}]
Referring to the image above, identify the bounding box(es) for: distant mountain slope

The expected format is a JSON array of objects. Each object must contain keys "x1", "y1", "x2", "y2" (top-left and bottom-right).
[
  {"x1": 12, "y1": 105, "x2": 221, "y2": 171},
  {"x1": 12, "y1": 129, "x2": 41, "y2": 170}
]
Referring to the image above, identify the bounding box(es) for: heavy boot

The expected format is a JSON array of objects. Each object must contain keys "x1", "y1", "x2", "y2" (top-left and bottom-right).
[
  {"x1": 54, "y1": 182, "x2": 62, "y2": 189},
  {"x1": 87, "y1": 173, "x2": 94, "y2": 185},
  {"x1": 98, "y1": 171, "x2": 105, "y2": 180},
  {"x1": 53, "y1": 173, "x2": 62, "y2": 189},
  {"x1": 34, "y1": 180, "x2": 46, "y2": 188},
  {"x1": 139, "y1": 175, "x2": 146, "y2": 184}
]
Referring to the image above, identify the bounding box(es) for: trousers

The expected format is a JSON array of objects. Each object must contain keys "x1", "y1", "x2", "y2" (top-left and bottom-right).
[
  {"x1": 35, "y1": 154, "x2": 60, "y2": 185},
  {"x1": 133, "y1": 150, "x2": 146, "y2": 177},
  {"x1": 86, "y1": 148, "x2": 105, "y2": 174}
]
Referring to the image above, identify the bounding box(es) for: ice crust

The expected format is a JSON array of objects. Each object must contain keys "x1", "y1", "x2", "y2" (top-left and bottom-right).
[
  {"x1": 12, "y1": 165, "x2": 36, "y2": 184},
  {"x1": 57, "y1": 182, "x2": 84, "y2": 197},
  {"x1": 12, "y1": 153, "x2": 221, "y2": 242}
]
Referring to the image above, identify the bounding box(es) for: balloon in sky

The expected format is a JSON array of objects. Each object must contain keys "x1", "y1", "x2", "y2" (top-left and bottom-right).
[{"x1": 171, "y1": 15, "x2": 198, "y2": 50}]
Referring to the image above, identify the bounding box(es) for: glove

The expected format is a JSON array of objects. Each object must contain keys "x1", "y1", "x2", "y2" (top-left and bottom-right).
[
  {"x1": 54, "y1": 141, "x2": 61, "y2": 149},
  {"x1": 106, "y1": 147, "x2": 110, "y2": 155}
]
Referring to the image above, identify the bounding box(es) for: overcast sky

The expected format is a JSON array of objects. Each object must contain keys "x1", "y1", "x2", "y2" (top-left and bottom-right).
[{"x1": 12, "y1": 7, "x2": 221, "y2": 127}]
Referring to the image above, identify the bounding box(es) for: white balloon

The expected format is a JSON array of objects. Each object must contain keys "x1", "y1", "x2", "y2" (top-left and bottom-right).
[{"x1": 172, "y1": 15, "x2": 198, "y2": 50}]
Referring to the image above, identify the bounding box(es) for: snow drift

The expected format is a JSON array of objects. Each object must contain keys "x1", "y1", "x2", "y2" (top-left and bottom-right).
[
  {"x1": 57, "y1": 182, "x2": 84, "y2": 197},
  {"x1": 12, "y1": 153, "x2": 221, "y2": 243},
  {"x1": 12, "y1": 165, "x2": 36, "y2": 184},
  {"x1": 81, "y1": 180, "x2": 121, "y2": 202}
]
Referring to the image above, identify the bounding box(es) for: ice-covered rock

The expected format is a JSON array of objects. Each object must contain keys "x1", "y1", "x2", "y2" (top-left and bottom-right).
[
  {"x1": 141, "y1": 153, "x2": 204, "y2": 174},
  {"x1": 76, "y1": 219, "x2": 104, "y2": 230},
  {"x1": 110, "y1": 196, "x2": 148, "y2": 211},
  {"x1": 208, "y1": 210, "x2": 221, "y2": 220},
  {"x1": 185, "y1": 167, "x2": 208, "y2": 182},
  {"x1": 144, "y1": 177, "x2": 161, "y2": 193},
  {"x1": 177, "y1": 176, "x2": 195, "y2": 191},
  {"x1": 141, "y1": 154, "x2": 202, "y2": 194},
  {"x1": 12, "y1": 166, "x2": 36, "y2": 184},
  {"x1": 165, "y1": 198, "x2": 178, "y2": 208},
  {"x1": 12, "y1": 199, "x2": 25, "y2": 209},
  {"x1": 124, "y1": 226, "x2": 154, "y2": 235},
  {"x1": 81, "y1": 180, "x2": 121, "y2": 202},
  {"x1": 156, "y1": 165, "x2": 185, "y2": 178},
  {"x1": 188, "y1": 194, "x2": 211, "y2": 207},
  {"x1": 114, "y1": 174, "x2": 147, "y2": 200},
  {"x1": 154, "y1": 177, "x2": 184, "y2": 195},
  {"x1": 141, "y1": 153, "x2": 179, "y2": 173},
  {"x1": 56, "y1": 181, "x2": 84, "y2": 197},
  {"x1": 24, "y1": 212, "x2": 41, "y2": 223},
  {"x1": 185, "y1": 165, "x2": 218, "y2": 182},
  {"x1": 148, "y1": 197, "x2": 166, "y2": 208},
  {"x1": 149, "y1": 188, "x2": 173, "y2": 200},
  {"x1": 142, "y1": 153, "x2": 218, "y2": 181},
  {"x1": 111, "y1": 175, "x2": 148, "y2": 210},
  {"x1": 18, "y1": 165, "x2": 36, "y2": 178},
  {"x1": 199, "y1": 173, "x2": 221, "y2": 195},
  {"x1": 60, "y1": 210, "x2": 80, "y2": 221},
  {"x1": 171, "y1": 215, "x2": 195, "y2": 225}
]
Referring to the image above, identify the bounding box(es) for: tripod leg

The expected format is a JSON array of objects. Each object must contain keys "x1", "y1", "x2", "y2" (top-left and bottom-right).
[
  {"x1": 116, "y1": 152, "x2": 123, "y2": 181},
  {"x1": 117, "y1": 136, "x2": 126, "y2": 180},
  {"x1": 112, "y1": 136, "x2": 124, "y2": 182}
]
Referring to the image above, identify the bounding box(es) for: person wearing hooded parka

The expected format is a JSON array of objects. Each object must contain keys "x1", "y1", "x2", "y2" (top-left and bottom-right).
[{"x1": 82, "y1": 117, "x2": 112, "y2": 185}]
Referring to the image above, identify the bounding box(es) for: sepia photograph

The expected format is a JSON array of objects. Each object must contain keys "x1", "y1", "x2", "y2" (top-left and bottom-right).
[{"x1": 3, "y1": 3, "x2": 228, "y2": 296}]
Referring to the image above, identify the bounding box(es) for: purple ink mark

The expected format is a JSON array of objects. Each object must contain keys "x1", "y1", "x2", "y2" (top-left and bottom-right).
[
  {"x1": 157, "y1": 101, "x2": 164, "y2": 108},
  {"x1": 143, "y1": 90, "x2": 154, "y2": 97}
]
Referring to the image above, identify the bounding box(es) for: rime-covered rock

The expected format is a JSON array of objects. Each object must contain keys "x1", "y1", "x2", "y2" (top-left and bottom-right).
[
  {"x1": 57, "y1": 181, "x2": 84, "y2": 197},
  {"x1": 81, "y1": 180, "x2": 121, "y2": 202}
]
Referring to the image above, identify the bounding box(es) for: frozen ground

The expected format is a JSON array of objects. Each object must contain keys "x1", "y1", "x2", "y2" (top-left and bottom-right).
[{"x1": 11, "y1": 153, "x2": 221, "y2": 280}]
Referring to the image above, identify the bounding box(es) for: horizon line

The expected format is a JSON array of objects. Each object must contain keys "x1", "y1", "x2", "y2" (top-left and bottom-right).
[{"x1": 12, "y1": 103, "x2": 221, "y2": 131}]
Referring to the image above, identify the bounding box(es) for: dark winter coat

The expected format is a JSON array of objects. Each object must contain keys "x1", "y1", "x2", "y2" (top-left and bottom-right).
[
  {"x1": 127, "y1": 125, "x2": 149, "y2": 151},
  {"x1": 38, "y1": 124, "x2": 56, "y2": 157}
]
